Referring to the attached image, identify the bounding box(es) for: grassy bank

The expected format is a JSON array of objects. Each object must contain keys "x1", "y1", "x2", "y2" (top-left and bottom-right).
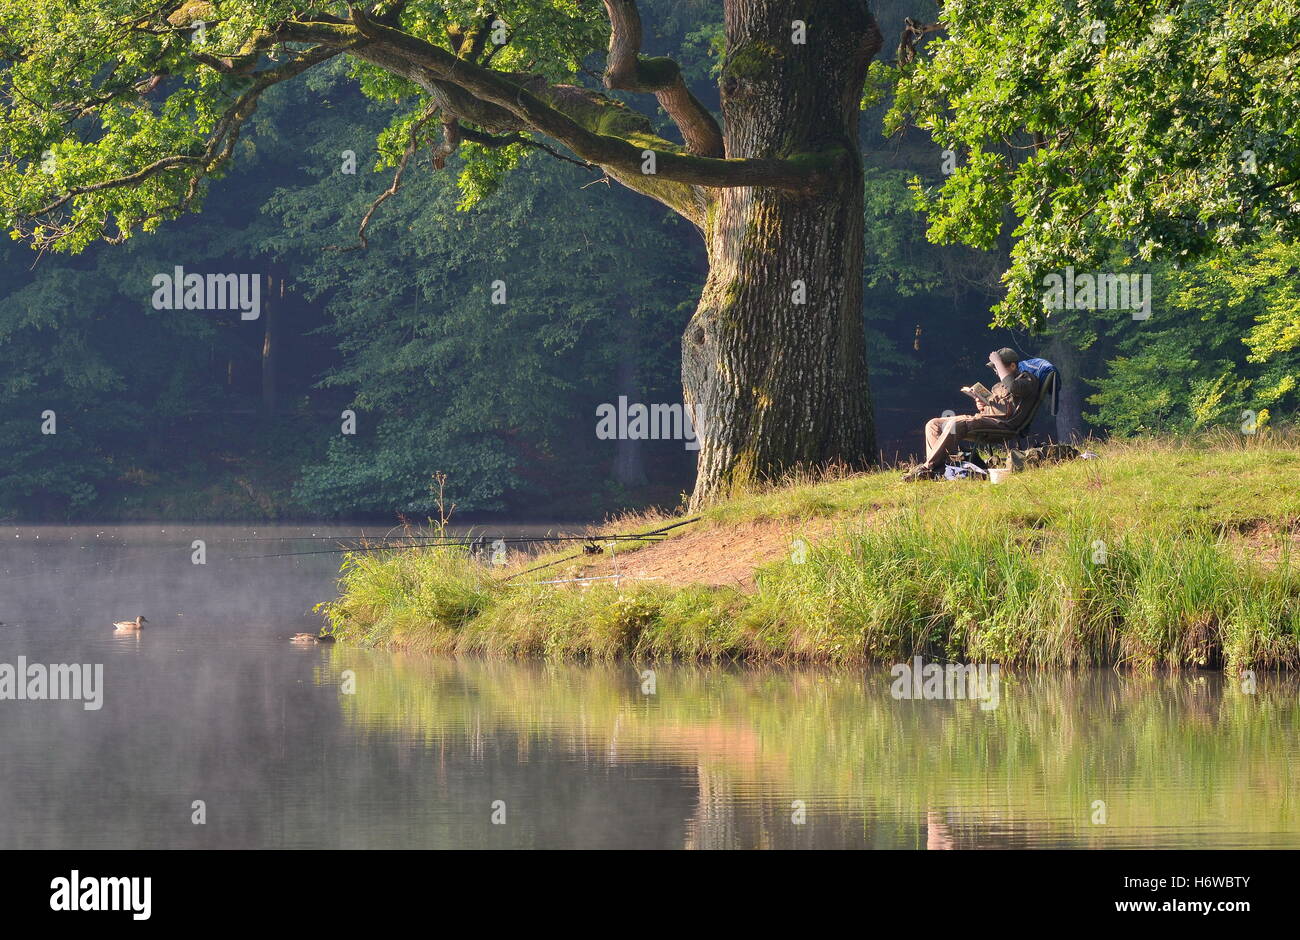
[{"x1": 318, "y1": 435, "x2": 1300, "y2": 670}]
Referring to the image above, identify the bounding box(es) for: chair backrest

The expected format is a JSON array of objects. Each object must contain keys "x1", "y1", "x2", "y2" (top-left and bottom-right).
[
  {"x1": 1007, "y1": 369, "x2": 1056, "y2": 434},
  {"x1": 1029, "y1": 369, "x2": 1059, "y2": 420}
]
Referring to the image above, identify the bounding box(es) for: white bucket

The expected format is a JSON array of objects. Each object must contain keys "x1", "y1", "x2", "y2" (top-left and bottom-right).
[{"x1": 988, "y1": 468, "x2": 1009, "y2": 485}]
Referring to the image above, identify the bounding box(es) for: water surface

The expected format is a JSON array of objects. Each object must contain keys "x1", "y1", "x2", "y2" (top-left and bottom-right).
[{"x1": 1, "y1": 524, "x2": 1296, "y2": 849}]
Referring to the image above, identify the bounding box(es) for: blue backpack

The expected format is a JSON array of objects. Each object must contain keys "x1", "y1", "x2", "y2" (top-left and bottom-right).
[{"x1": 1017, "y1": 357, "x2": 1059, "y2": 416}]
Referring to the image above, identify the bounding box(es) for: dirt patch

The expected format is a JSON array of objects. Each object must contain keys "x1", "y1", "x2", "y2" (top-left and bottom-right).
[
  {"x1": 552, "y1": 513, "x2": 1300, "y2": 587},
  {"x1": 1228, "y1": 520, "x2": 1300, "y2": 567},
  {"x1": 565, "y1": 518, "x2": 837, "y2": 591}
]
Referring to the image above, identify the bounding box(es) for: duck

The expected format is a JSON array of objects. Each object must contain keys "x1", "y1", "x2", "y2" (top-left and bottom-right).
[{"x1": 113, "y1": 615, "x2": 148, "y2": 631}]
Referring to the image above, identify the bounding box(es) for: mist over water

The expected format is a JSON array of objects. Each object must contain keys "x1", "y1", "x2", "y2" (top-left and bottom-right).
[{"x1": 1, "y1": 525, "x2": 1296, "y2": 849}]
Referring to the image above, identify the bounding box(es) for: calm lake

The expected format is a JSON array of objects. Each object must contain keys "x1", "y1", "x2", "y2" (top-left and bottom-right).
[{"x1": 1, "y1": 524, "x2": 1296, "y2": 849}]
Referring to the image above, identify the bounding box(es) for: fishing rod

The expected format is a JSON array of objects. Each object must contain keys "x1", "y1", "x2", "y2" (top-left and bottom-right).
[
  {"x1": 237, "y1": 538, "x2": 666, "y2": 560},
  {"x1": 236, "y1": 517, "x2": 701, "y2": 561},
  {"x1": 229, "y1": 531, "x2": 567, "y2": 542},
  {"x1": 235, "y1": 533, "x2": 633, "y2": 544},
  {"x1": 231, "y1": 517, "x2": 701, "y2": 543},
  {"x1": 504, "y1": 517, "x2": 701, "y2": 582}
]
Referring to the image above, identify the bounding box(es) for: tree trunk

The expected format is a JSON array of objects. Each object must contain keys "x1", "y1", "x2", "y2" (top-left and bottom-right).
[
  {"x1": 683, "y1": 1, "x2": 880, "y2": 507},
  {"x1": 261, "y1": 274, "x2": 279, "y2": 418}
]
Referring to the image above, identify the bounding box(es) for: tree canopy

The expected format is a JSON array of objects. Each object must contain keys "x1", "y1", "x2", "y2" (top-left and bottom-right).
[
  {"x1": 0, "y1": 0, "x2": 857, "y2": 250},
  {"x1": 891, "y1": 0, "x2": 1300, "y2": 323}
]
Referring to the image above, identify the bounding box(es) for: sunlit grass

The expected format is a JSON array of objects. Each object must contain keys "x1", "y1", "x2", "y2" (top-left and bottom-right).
[{"x1": 319, "y1": 432, "x2": 1300, "y2": 669}]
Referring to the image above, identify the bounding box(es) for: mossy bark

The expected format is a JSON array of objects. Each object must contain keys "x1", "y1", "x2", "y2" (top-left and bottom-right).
[{"x1": 684, "y1": 1, "x2": 880, "y2": 506}]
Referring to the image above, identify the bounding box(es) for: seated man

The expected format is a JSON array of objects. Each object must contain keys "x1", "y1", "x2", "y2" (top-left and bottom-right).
[{"x1": 901, "y1": 347, "x2": 1039, "y2": 482}]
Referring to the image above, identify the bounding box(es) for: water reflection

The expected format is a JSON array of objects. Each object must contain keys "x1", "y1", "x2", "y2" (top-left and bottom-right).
[
  {"x1": 325, "y1": 653, "x2": 1300, "y2": 849},
  {"x1": 0, "y1": 525, "x2": 1296, "y2": 849}
]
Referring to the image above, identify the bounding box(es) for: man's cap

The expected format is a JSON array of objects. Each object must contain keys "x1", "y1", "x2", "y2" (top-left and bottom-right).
[{"x1": 990, "y1": 347, "x2": 1020, "y2": 366}]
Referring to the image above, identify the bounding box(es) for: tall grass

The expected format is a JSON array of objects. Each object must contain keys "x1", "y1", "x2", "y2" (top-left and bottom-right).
[
  {"x1": 318, "y1": 545, "x2": 493, "y2": 651},
  {"x1": 743, "y1": 513, "x2": 1300, "y2": 670}
]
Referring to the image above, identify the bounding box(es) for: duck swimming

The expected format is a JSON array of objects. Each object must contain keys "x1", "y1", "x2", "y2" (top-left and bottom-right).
[{"x1": 113, "y1": 615, "x2": 148, "y2": 631}]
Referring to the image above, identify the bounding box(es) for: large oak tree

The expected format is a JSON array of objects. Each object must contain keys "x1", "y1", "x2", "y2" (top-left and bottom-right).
[{"x1": 1, "y1": 0, "x2": 888, "y2": 507}]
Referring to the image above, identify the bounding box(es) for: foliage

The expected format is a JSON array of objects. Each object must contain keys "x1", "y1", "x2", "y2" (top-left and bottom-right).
[
  {"x1": 1088, "y1": 239, "x2": 1300, "y2": 434},
  {"x1": 0, "y1": 226, "x2": 256, "y2": 515},
  {"x1": 258, "y1": 102, "x2": 702, "y2": 512},
  {"x1": 891, "y1": 1, "x2": 1300, "y2": 324},
  {"x1": 0, "y1": 0, "x2": 609, "y2": 252}
]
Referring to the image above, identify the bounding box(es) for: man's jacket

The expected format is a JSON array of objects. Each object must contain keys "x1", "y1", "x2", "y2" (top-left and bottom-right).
[{"x1": 984, "y1": 370, "x2": 1039, "y2": 428}]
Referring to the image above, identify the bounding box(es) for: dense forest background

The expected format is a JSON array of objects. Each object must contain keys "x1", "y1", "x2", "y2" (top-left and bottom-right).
[{"x1": 2, "y1": 0, "x2": 1296, "y2": 522}]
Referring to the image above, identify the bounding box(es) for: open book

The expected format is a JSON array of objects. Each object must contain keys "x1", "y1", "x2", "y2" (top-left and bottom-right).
[
  {"x1": 961, "y1": 382, "x2": 1008, "y2": 415},
  {"x1": 961, "y1": 382, "x2": 992, "y2": 406}
]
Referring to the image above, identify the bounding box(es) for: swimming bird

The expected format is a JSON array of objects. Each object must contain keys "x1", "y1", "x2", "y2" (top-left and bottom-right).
[{"x1": 113, "y1": 615, "x2": 148, "y2": 631}]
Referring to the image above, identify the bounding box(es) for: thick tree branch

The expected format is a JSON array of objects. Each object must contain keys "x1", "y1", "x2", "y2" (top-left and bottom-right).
[
  {"x1": 334, "y1": 10, "x2": 843, "y2": 206},
  {"x1": 19, "y1": 8, "x2": 848, "y2": 241},
  {"x1": 458, "y1": 124, "x2": 598, "y2": 171},
  {"x1": 601, "y1": 0, "x2": 723, "y2": 158},
  {"x1": 446, "y1": 14, "x2": 494, "y2": 64},
  {"x1": 897, "y1": 14, "x2": 946, "y2": 68},
  {"x1": 431, "y1": 114, "x2": 461, "y2": 170}
]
